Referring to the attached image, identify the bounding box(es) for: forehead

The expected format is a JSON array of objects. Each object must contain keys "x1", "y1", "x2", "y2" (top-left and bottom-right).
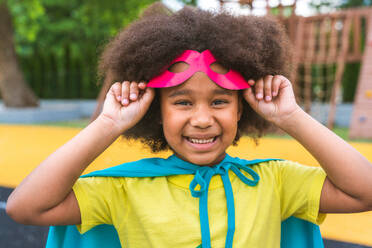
[{"x1": 160, "y1": 72, "x2": 236, "y2": 98}]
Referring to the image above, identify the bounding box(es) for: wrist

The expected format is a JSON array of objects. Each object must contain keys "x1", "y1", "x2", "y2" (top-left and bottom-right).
[
  {"x1": 271, "y1": 106, "x2": 306, "y2": 130},
  {"x1": 95, "y1": 114, "x2": 126, "y2": 137}
]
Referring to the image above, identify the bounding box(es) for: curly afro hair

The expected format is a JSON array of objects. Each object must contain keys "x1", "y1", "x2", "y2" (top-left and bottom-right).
[{"x1": 98, "y1": 5, "x2": 292, "y2": 152}]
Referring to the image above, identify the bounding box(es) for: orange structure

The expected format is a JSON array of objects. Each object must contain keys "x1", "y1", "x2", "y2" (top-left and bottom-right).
[
  {"x1": 349, "y1": 15, "x2": 372, "y2": 139},
  {"x1": 221, "y1": 1, "x2": 372, "y2": 138},
  {"x1": 283, "y1": 8, "x2": 372, "y2": 138}
]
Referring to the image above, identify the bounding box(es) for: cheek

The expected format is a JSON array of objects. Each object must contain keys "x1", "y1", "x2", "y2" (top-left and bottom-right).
[
  {"x1": 163, "y1": 115, "x2": 183, "y2": 132},
  {"x1": 161, "y1": 110, "x2": 183, "y2": 141},
  {"x1": 222, "y1": 109, "x2": 240, "y2": 137},
  {"x1": 226, "y1": 117, "x2": 239, "y2": 134}
]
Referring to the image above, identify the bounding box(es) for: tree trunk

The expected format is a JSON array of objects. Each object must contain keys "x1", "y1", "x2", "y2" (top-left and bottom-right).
[{"x1": 0, "y1": 1, "x2": 39, "y2": 107}]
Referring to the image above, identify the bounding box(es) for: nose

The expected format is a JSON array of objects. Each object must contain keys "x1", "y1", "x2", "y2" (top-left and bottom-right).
[{"x1": 189, "y1": 105, "x2": 214, "y2": 129}]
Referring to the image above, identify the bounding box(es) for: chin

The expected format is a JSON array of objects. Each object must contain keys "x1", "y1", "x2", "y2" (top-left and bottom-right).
[{"x1": 185, "y1": 153, "x2": 225, "y2": 167}]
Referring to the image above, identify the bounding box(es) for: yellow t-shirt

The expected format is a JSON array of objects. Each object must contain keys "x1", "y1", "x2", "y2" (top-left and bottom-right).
[{"x1": 73, "y1": 160, "x2": 326, "y2": 248}]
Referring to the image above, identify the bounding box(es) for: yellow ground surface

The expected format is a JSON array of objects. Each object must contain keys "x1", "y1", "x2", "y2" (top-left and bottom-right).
[{"x1": 1, "y1": 124, "x2": 372, "y2": 245}]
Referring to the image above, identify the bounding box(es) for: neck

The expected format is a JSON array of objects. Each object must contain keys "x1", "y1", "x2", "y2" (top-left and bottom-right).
[{"x1": 173, "y1": 153, "x2": 227, "y2": 167}]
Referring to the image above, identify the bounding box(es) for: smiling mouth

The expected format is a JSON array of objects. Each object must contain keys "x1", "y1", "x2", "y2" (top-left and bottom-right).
[{"x1": 185, "y1": 136, "x2": 218, "y2": 144}]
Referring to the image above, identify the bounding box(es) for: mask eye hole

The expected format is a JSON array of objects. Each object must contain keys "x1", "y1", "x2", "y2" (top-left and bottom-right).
[
  {"x1": 168, "y1": 62, "x2": 190, "y2": 73},
  {"x1": 210, "y1": 62, "x2": 228, "y2": 74}
]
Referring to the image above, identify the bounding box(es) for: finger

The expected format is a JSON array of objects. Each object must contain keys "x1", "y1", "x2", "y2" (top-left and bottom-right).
[
  {"x1": 248, "y1": 79, "x2": 255, "y2": 86},
  {"x1": 263, "y1": 75, "x2": 273, "y2": 102},
  {"x1": 121, "y1": 81, "x2": 130, "y2": 105},
  {"x1": 129, "y1": 81, "x2": 139, "y2": 101},
  {"x1": 243, "y1": 87, "x2": 257, "y2": 106},
  {"x1": 138, "y1": 81, "x2": 147, "y2": 90},
  {"x1": 254, "y1": 78, "x2": 264, "y2": 100},
  {"x1": 139, "y1": 87, "x2": 155, "y2": 107},
  {"x1": 272, "y1": 75, "x2": 282, "y2": 97},
  {"x1": 110, "y1": 82, "x2": 122, "y2": 101},
  {"x1": 129, "y1": 88, "x2": 155, "y2": 127}
]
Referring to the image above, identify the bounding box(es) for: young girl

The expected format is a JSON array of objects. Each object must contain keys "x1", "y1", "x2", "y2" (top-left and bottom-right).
[{"x1": 6, "y1": 6, "x2": 372, "y2": 248}]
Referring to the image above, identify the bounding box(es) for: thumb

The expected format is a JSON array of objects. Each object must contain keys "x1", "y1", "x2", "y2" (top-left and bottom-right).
[
  {"x1": 242, "y1": 87, "x2": 257, "y2": 107},
  {"x1": 104, "y1": 82, "x2": 122, "y2": 108},
  {"x1": 138, "y1": 87, "x2": 155, "y2": 110}
]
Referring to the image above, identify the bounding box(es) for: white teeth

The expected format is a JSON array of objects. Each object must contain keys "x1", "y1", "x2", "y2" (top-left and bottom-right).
[{"x1": 188, "y1": 137, "x2": 215, "y2": 144}]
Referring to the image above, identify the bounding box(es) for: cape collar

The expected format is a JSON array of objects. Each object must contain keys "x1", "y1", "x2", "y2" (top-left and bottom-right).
[{"x1": 167, "y1": 154, "x2": 241, "y2": 190}]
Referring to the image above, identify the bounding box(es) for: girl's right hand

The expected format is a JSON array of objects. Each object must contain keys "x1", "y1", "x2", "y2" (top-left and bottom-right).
[{"x1": 99, "y1": 81, "x2": 155, "y2": 133}]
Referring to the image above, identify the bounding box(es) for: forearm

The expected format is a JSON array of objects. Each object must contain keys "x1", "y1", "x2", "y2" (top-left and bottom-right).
[
  {"x1": 276, "y1": 108, "x2": 372, "y2": 202},
  {"x1": 7, "y1": 115, "x2": 122, "y2": 216}
]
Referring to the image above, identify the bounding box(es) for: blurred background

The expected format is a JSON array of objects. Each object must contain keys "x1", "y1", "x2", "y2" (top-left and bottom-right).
[{"x1": 0, "y1": 0, "x2": 371, "y2": 247}]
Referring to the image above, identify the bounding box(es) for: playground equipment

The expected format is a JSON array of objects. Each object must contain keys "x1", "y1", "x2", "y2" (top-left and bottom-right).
[
  {"x1": 220, "y1": 0, "x2": 372, "y2": 139},
  {"x1": 349, "y1": 16, "x2": 372, "y2": 139},
  {"x1": 284, "y1": 7, "x2": 372, "y2": 139},
  {"x1": 92, "y1": 1, "x2": 372, "y2": 139}
]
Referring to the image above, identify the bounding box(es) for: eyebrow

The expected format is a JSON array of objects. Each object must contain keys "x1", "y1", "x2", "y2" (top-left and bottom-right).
[
  {"x1": 213, "y1": 89, "x2": 233, "y2": 96},
  {"x1": 168, "y1": 89, "x2": 192, "y2": 98},
  {"x1": 168, "y1": 88, "x2": 233, "y2": 98}
]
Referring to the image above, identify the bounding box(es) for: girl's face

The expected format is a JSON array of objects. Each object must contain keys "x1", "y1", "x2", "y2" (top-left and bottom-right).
[{"x1": 160, "y1": 62, "x2": 242, "y2": 166}]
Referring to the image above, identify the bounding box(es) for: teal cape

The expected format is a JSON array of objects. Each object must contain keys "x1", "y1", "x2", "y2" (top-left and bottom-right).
[{"x1": 46, "y1": 154, "x2": 324, "y2": 248}]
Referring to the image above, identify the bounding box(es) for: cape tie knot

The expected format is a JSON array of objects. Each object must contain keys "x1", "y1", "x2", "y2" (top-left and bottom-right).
[
  {"x1": 214, "y1": 162, "x2": 232, "y2": 174},
  {"x1": 188, "y1": 162, "x2": 259, "y2": 198}
]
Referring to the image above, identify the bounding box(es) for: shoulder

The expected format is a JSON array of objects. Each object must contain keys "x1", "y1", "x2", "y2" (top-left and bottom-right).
[
  {"x1": 74, "y1": 176, "x2": 128, "y2": 193},
  {"x1": 75, "y1": 174, "x2": 172, "y2": 192},
  {"x1": 248, "y1": 159, "x2": 293, "y2": 174},
  {"x1": 251, "y1": 159, "x2": 321, "y2": 172},
  {"x1": 248, "y1": 159, "x2": 325, "y2": 182}
]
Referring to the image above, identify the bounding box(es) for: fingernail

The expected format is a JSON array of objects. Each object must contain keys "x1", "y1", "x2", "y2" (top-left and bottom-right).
[
  {"x1": 117, "y1": 96, "x2": 121, "y2": 101},
  {"x1": 122, "y1": 99, "x2": 129, "y2": 105},
  {"x1": 265, "y1": 96, "x2": 272, "y2": 101},
  {"x1": 273, "y1": 91, "x2": 277, "y2": 96},
  {"x1": 130, "y1": 93, "x2": 137, "y2": 100},
  {"x1": 256, "y1": 93, "x2": 263, "y2": 99}
]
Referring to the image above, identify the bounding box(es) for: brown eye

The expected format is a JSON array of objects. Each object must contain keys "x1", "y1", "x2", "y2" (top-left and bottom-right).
[
  {"x1": 175, "y1": 100, "x2": 192, "y2": 106},
  {"x1": 212, "y1": 99, "x2": 228, "y2": 106},
  {"x1": 168, "y1": 62, "x2": 190, "y2": 73},
  {"x1": 210, "y1": 62, "x2": 228, "y2": 74}
]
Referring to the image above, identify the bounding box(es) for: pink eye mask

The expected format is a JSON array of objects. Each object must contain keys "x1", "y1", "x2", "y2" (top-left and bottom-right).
[{"x1": 147, "y1": 49, "x2": 250, "y2": 90}]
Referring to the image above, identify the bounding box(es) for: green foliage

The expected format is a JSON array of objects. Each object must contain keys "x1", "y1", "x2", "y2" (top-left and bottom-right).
[
  {"x1": 308, "y1": 0, "x2": 337, "y2": 13},
  {"x1": 338, "y1": 0, "x2": 372, "y2": 8},
  {"x1": 180, "y1": 0, "x2": 198, "y2": 6},
  {"x1": 308, "y1": 0, "x2": 372, "y2": 16},
  {"x1": 7, "y1": 0, "x2": 45, "y2": 55},
  {"x1": 269, "y1": 5, "x2": 294, "y2": 17},
  {"x1": 6, "y1": 0, "x2": 158, "y2": 98},
  {"x1": 309, "y1": 0, "x2": 372, "y2": 13},
  {"x1": 8, "y1": 0, "x2": 157, "y2": 56},
  {"x1": 342, "y1": 62, "x2": 360, "y2": 102}
]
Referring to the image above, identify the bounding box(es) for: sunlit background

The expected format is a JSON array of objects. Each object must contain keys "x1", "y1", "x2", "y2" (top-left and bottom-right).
[{"x1": 0, "y1": 0, "x2": 372, "y2": 247}]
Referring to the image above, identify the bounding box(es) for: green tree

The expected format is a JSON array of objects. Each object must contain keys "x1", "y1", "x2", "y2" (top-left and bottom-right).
[
  {"x1": 309, "y1": 0, "x2": 372, "y2": 13},
  {"x1": 1, "y1": 0, "x2": 158, "y2": 103},
  {"x1": 180, "y1": 0, "x2": 198, "y2": 6},
  {"x1": 338, "y1": 0, "x2": 372, "y2": 8},
  {"x1": 0, "y1": 0, "x2": 39, "y2": 107},
  {"x1": 10, "y1": 0, "x2": 158, "y2": 56}
]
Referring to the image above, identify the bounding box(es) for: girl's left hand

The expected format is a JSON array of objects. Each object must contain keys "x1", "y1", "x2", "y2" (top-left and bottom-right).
[{"x1": 243, "y1": 75, "x2": 301, "y2": 126}]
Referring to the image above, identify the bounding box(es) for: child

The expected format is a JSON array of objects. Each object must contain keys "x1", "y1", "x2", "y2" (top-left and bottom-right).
[{"x1": 6, "y1": 6, "x2": 372, "y2": 248}]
